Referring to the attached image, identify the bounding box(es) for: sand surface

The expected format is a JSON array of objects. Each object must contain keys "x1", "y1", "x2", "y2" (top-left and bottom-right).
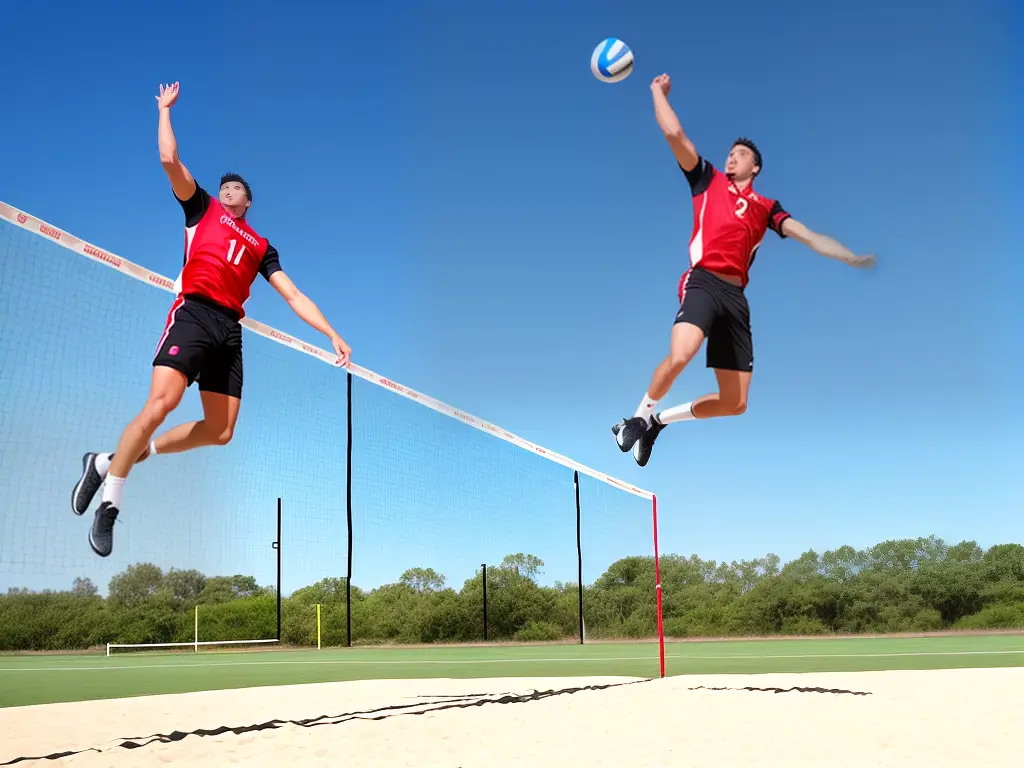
[{"x1": 2, "y1": 668, "x2": 1022, "y2": 766}]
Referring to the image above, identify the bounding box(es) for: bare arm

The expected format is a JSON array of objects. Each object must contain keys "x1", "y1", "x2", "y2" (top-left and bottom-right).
[
  {"x1": 268, "y1": 270, "x2": 351, "y2": 364},
  {"x1": 782, "y1": 217, "x2": 876, "y2": 268},
  {"x1": 155, "y1": 82, "x2": 196, "y2": 201},
  {"x1": 651, "y1": 74, "x2": 699, "y2": 172}
]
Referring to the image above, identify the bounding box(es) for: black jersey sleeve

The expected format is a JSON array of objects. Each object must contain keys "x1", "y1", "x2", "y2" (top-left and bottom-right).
[
  {"x1": 176, "y1": 182, "x2": 212, "y2": 228},
  {"x1": 679, "y1": 156, "x2": 716, "y2": 196},
  {"x1": 259, "y1": 243, "x2": 283, "y2": 281},
  {"x1": 768, "y1": 200, "x2": 792, "y2": 238}
]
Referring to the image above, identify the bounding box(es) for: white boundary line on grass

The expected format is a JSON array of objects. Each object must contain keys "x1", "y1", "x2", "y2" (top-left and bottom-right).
[
  {"x1": 0, "y1": 201, "x2": 653, "y2": 501},
  {"x1": 1, "y1": 648, "x2": 1022, "y2": 672}
]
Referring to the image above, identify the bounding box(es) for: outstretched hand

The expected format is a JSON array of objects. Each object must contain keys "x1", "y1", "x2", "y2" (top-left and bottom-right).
[
  {"x1": 155, "y1": 82, "x2": 180, "y2": 110},
  {"x1": 848, "y1": 253, "x2": 877, "y2": 269},
  {"x1": 651, "y1": 74, "x2": 671, "y2": 95},
  {"x1": 331, "y1": 334, "x2": 351, "y2": 367}
]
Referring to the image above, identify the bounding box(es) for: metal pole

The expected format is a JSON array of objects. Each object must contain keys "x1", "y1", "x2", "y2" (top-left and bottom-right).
[
  {"x1": 346, "y1": 371, "x2": 354, "y2": 648},
  {"x1": 273, "y1": 498, "x2": 282, "y2": 642},
  {"x1": 652, "y1": 494, "x2": 665, "y2": 678},
  {"x1": 574, "y1": 470, "x2": 584, "y2": 644},
  {"x1": 481, "y1": 563, "x2": 488, "y2": 641}
]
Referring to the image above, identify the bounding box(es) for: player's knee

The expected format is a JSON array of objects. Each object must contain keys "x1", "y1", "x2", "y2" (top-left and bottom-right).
[
  {"x1": 668, "y1": 350, "x2": 694, "y2": 373},
  {"x1": 722, "y1": 397, "x2": 747, "y2": 416},
  {"x1": 143, "y1": 391, "x2": 180, "y2": 424},
  {"x1": 212, "y1": 426, "x2": 234, "y2": 446}
]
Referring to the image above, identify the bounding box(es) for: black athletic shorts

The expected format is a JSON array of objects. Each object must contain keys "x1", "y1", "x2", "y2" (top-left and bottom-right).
[
  {"x1": 674, "y1": 267, "x2": 754, "y2": 372},
  {"x1": 153, "y1": 294, "x2": 244, "y2": 398}
]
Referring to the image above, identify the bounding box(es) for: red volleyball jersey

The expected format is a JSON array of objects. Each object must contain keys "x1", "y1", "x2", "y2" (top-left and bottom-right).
[
  {"x1": 172, "y1": 184, "x2": 281, "y2": 318},
  {"x1": 679, "y1": 157, "x2": 791, "y2": 291}
]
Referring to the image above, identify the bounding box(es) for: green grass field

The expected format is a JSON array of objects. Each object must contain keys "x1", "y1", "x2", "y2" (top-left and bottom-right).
[{"x1": 2, "y1": 634, "x2": 1023, "y2": 709}]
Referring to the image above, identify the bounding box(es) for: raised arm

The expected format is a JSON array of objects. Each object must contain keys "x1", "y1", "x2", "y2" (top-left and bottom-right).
[
  {"x1": 651, "y1": 74, "x2": 699, "y2": 172},
  {"x1": 265, "y1": 263, "x2": 351, "y2": 366},
  {"x1": 155, "y1": 82, "x2": 197, "y2": 201},
  {"x1": 781, "y1": 217, "x2": 876, "y2": 268}
]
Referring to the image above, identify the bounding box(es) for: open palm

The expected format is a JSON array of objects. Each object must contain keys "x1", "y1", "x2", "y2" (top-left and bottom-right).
[{"x1": 155, "y1": 82, "x2": 180, "y2": 109}]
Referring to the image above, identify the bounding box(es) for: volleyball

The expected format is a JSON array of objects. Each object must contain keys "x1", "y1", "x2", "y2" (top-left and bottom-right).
[{"x1": 591, "y1": 38, "x2": 634, "y2": 83}]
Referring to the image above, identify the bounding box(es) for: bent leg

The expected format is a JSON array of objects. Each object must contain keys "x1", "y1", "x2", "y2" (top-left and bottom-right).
[
  {"x1": 628, "y1": 322, "x2": 709, "y2": 464},
  {"x1": 83, "y1": 366, "x2": 186, "y2": 557},
  {"x1": 646, "y1": 321, "x2": 706, "y2": 401},
  {"x1": 692, "y1": 368, "x2": 752, "y2": 418},
  {"x1": 615, "y1": 274, "x2": 717, "y2": 452},
  {"x1": 142, "y1": 321, "x2": 243, "y2": 460},
  {"x1": 656, "y1": 279, "x2": 754, "y2": 424},
  {"x1": 657, "y1": 368, "x2": 751, "y2": 424},
  {"x1": 617, "y1": 321, "x2": 705, "y2": 450},
  {"x1": 147, "y1": 390, "x2": 240, "y2": 456},
  {"x1": 108, "y1": 365, "x2": 188, "y2": 479}
]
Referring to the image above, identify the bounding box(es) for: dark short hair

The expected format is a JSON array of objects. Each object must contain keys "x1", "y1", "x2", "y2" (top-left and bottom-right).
[
  {"x1": 732, "y1": 138, "x2": 762, "y2": 174},
  {"x1": 220, "y1": 173, "x2": 252, "y2": 204}
]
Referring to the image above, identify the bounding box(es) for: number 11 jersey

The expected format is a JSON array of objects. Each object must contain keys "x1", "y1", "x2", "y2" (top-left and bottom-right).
[{"x1": 173, "y1": 183, "x2": 281, "y2": 319}]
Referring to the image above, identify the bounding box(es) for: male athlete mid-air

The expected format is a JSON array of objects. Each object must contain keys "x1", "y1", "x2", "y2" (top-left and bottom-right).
[
  {"x1": 71, "y1": 82, "x2": 352, "y2": 557},
  {"x1": 613, "y1": 73, "x2": 875, "y2": 467}
]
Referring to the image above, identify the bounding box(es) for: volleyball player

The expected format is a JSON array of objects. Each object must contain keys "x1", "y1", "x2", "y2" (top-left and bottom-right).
[
  {"x1": 613, "y1": 73, "x2": 875, "y2": 467},
  {"x1": 72, "y1": 82, "x2": 352, "y2": 557}
]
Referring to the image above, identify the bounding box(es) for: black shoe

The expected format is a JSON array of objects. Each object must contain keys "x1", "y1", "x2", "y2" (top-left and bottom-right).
[
  {"x1": 89, "y1": 502, "x2": 119, "y2": 557},
  {"x1": 633, "y1": 416, "x2": 666, "y2": 467},
  {"x1": 72, "y1": 452, "x2": 106, "y2": 516},
  {"x1": 612, "y1": 417, "x2": 649, "y2": 453}
]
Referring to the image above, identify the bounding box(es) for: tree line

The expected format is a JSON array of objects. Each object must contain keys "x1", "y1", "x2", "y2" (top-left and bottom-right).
[{"x1": 2, "y1": 535, "x2": 1023, "y2": 651}]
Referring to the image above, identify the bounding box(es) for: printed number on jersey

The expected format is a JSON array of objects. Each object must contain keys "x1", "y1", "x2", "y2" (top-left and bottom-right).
[
  {"x1": 226, "y1": 239, "x2": 246, "y2": 265},
  {"x1": 734, "y1": 198, "x2": 748, "y2": 218}
]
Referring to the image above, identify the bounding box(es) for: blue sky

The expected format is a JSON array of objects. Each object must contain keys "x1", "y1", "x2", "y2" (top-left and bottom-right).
[{"x1": 0, "y1": 0, "x2": 1020, "y2": 600}]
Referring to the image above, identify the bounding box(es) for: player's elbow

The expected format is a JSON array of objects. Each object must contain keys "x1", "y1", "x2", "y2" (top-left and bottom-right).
[{"x1": 663, "y1": 128, "x2": 687, "y2": 147}]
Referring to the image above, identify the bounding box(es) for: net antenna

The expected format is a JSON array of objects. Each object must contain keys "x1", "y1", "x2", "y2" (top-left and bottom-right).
[{"x1": 0, "y1": 201, "x2": 665, "y2": 678}]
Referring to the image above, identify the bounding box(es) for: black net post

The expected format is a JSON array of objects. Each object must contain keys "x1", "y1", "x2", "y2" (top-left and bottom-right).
[
  {"x1": 481, "y1": 563, "x2": 488, "y2": 641},
  {"x1": 273, "y1": 497, "x2": 282, "y2": 641},
  {"x1": 346, "y1": 371, "x2": 354, "y2": 648},
  {"x1": 574, "y1": 470, "x2": 584, "y2": 644}
]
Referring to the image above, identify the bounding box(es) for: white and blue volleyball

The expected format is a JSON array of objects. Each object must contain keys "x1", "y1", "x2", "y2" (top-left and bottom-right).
[{"x1": 591, "y1": 38, "x2": 634, "y2": 83}]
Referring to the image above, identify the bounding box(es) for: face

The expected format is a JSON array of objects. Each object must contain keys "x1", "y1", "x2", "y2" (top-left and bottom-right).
[
  {"x1": 219, "y1": 181, "x2": 251, "y2": 213},
  {"x1": 725, "y1": 145, "x2": 759, "y2": 181}
]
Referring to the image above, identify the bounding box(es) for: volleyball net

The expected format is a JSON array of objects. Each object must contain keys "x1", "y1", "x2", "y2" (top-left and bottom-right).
[{"x1": 0, "y1": 201, "x2": 664, "y2": 676}]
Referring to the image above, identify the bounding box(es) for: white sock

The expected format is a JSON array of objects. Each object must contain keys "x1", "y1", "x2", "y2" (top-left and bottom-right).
[
  {"x1": 94, "y1": 452, "x2": 113, "y2": 476},
  {"x1": 102, "y1": 475, "x2": 125, "y2": 508},
  {"x1": 656, "y1": 401, "x2": 697, "y2": 425},
  {"x1": 149, "y1": 440, "x2": 158, "y2": 457},
  {"x1": 633, "y1": 393, "x2": 660, "y2": 425}
]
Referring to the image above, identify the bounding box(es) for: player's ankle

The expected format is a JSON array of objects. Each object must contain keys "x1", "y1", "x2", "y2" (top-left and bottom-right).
[
  {"x1": 102, "y1": 475, "x2": 125, "y2": 509},
  {"x1": 633, "y1": 393, "x2": 659, "y2": 422}
]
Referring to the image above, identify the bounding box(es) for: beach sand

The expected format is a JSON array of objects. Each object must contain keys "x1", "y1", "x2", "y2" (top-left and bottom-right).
[{"x1": 2, "y1": 667, "x2": 1021, "y2": 767}]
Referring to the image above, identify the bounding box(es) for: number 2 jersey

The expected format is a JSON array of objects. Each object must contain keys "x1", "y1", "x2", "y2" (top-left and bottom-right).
[
  {"x1": 679, "y1": 157, "x2": 792, "y2": 292},
  {"x1": 172, "y1": 183, "x2": 282, "y2": 319}
]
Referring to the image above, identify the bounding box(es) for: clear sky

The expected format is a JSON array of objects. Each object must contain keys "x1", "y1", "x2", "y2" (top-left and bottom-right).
[{"x1": 0, "y1": 0, "x2": 1020, "y2": 598}]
